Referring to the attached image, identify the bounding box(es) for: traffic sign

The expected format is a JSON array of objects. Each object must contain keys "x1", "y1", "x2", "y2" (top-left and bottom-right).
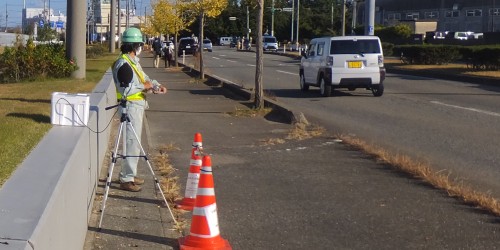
[
  {"x1": 229, "y1": 17, "x2": 236, "y2": 21},
  {"x1": 282, "y1": 7, "x2": 293, "y2": 12}
]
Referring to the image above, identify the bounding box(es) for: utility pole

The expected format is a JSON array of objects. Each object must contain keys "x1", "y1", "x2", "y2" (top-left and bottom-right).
[
  {"x1": 331, "y1": 1, "x2": 334, "y2": 31},
  {"x1": 23, "y1": 0, "x2": 26, "y2": 33},
  {"x1": 126, "y1": 0, "x2": 130, "y2": 29},
  {"x1": 296, "y1": 0, "x2": 299, "y2": 49},
  {"x1": 271, "y1": 0, "x2": 275, "y2": 36},
  {"x1": 247, "y1": 6, "x2": 250, "y2": 40},
  {"x1": 365, "y1": 0, "x2": 375, "y2": 35},
  {"x1": 5, "y1": 3, "x2": 8, "y2": 32},
  {"x1": 118, "y1": 0, "x2": 121, "y2": 46},
  {"x1": 110, "y1": 0, "x2": 116, "y2": 52},
  {"x1": 291, "y1": 0, "x2": 294, "y2": 43},
  {"x1": 493, "y1": 0, "x2": 496, "y2": 32},
  {"x1": 352, "y1": 0, "x2": 357, "y2": 34},
  {"x1": 67, "y1": 0, "x2": 86, "y2": 79},
  {"x1": 341, "y1": 0, "x2": 346, "y2": 36}
]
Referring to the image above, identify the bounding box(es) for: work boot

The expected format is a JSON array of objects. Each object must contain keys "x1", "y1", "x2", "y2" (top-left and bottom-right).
[
  {"x1": 120, "y1": 182, "x2": 142, "y2": 192},
  {"x1": 134, "y1": 177, "x2": 145, "y2": 185}
]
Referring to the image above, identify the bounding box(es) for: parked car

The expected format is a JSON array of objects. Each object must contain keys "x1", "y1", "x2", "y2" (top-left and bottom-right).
[
  {"x1": 203, "y1": 39, "x2": 213, "y2": 52},
  {"x1": 299, "y1": 36, "x2": 385, "y2": 97},
  {"x1": 178, "y1": 37, "x2": 198, "y2": 56}
]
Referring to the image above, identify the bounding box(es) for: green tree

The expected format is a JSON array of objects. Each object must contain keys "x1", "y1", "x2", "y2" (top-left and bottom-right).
[
  {"x1": 150, "y1": 0, "x2": 196, "y2": 66},
  {"x1": 375, "y1": 24, "x2": 412, "y2": 44},
  {"x1": 37, "y1": 25, "x2": 58, "y2": 42}
]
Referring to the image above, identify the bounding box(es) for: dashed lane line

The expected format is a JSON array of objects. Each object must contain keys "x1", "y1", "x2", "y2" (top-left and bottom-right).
[{"x1": 431, "y1": 101, "x2": 500, "y2": 117}]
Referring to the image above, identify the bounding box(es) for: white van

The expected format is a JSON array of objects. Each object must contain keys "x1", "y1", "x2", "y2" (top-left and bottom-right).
[
  {"x1": 263, "y1": 36, "x2": 278, "y2": 52},
  {"x1": 300, "y1": 36, "x2": 385, "y2": 97},
  {"x1": 219, "y1": 37, "x2": 231, "y2": 46}
]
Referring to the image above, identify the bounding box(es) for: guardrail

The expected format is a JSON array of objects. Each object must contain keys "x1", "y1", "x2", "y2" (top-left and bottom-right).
[{"x1": 0, "y1": 71, "x2": 115, "y2": 249}]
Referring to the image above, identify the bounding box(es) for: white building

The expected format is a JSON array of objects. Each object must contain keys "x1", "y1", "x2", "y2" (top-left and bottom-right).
[
  {"x1": 23, "y1": 8, "x2": 66, "y2": 34},
  {"x1": 90, "y1": 0, "x2": 143, "y2": 42}
]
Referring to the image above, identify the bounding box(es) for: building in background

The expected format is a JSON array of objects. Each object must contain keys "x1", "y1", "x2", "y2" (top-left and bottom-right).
[
  {"x1": 89, "y1": 0, "x2": 143, "y2": 43},
  {"x1": 376, "y1": 0, "x2": 500, "y2": 33},
  {"x1": 22, "y1": 7, "x2": 66, "y2": 35}
]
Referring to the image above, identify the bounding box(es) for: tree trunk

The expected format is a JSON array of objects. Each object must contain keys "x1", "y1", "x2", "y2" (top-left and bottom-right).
[{"x1": 255, "y1": 0, "x2": 264, "y2": 109}]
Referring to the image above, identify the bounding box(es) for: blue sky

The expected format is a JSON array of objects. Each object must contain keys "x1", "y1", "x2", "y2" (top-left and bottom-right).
[{"x1": 0, "y1": 0, "x2": 152, "y2": 27}]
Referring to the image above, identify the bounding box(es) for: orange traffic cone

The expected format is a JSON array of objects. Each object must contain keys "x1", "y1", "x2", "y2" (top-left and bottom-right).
[
  {"x1": 179, "y1": 155, "x2": 232, "y2": 250},
  {"x1": 176, "y1": 133, "x2": 203, "y2": 211}
]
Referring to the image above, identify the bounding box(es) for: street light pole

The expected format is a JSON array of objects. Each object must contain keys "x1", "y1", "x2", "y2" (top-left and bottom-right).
[
  {"x1": 271, "y1": 0, "x2": 275, "y2": 36},
  {"x1": 493, "y1": 0, "x2": 496, "y2": 32},
  {"x1": 296, "y1": 0, "x2": 299, "y2": 50},
  {"x1": 247, "y1": 6, "x2": 250, "y2": 39},
  {"x1": 341, "y1": 0, "x2": 346, "y2": 36},
  {"x1": 291, "y1": 0, "x2": 294, "y2": 43}
]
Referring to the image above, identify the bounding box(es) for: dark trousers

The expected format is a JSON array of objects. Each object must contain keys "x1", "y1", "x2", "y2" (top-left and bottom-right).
[{"x1": 164, "y1": 53, "x2": 173, "y2": 68}]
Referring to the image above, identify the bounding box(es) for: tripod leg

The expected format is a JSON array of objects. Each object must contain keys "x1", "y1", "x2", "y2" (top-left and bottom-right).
[
  {"x1": 98, "y1": 122, "x2": 125, "y2": 229},
  {"x1": 127, "y1": 122, "x2": 179, "y2": 226}
]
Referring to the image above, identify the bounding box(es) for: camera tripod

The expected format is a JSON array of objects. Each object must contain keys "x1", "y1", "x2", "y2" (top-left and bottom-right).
[{"x1": 98, "y1": 98, "x2": 177, "y2": 229}]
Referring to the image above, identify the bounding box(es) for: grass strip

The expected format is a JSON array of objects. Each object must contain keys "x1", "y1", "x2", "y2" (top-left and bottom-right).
[
  {"x1": 0, "y1": 53, "x2": 118, "y2": 186},
  {"x1": 339, "y1": 135, "x2": 500, "y2": 217}
]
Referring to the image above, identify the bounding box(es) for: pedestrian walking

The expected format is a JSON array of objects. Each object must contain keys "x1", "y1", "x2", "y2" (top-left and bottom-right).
[
  {"x1": 164, "y1": 41, "x2": 174, "y2": 68},
  {"x1": 152, "y1": 37, "x2": 162, "y2": 68}
]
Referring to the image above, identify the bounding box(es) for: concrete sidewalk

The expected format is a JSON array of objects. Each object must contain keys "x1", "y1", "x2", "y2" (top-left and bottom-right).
[{"x1": 84, "y1": 53, "x2": 500, "y2": 249}]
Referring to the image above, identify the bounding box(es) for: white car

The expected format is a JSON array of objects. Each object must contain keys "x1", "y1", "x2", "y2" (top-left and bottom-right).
[
  {"x1": 263, "y1": 35, "x2": 278, "y2": 52},
  {"x1": 203, "y1": 39, "x2": 213, "y2": 52},
  {"x1": 300, "y1": 36, "x2": 385, "y2": 97}
]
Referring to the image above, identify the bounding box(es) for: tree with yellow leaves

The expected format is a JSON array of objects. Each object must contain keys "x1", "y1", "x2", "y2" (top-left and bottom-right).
[
  {"x1": 184, "y1": 0, "x2": 228, "y2": 79},
  {"x1": 149, "y1": 0, "x2": 196, "y2": 66}
]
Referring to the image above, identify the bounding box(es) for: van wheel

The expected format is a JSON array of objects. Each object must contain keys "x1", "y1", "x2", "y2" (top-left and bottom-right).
[
  {"x1": 371, "y1": 83, "x2": 384, "y2": 97},
  {"x1": 320, "y1": 77, "x2": 332, "y2": 97},
  {"x1": 300, "y1": 74, "x2": 309, "y2": 91}
]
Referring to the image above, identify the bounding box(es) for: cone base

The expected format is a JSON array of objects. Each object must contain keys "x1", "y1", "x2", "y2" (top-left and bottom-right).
[
  {"x1": 175, "y1": 198, "x2": 196, "y2": 211},
  {"x1": 179, "y1": 235, "x2": 232, "y2": 250}
]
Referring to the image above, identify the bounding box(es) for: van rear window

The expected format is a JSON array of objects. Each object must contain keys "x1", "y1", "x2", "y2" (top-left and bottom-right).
[{"x1": 330, "y1": 39, "x2": 380, "y2": 54}]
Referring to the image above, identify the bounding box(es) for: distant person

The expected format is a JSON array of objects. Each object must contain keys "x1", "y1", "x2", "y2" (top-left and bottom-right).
[
  {"x1": 112, "y1": 27, "x2": 167, "y2": 192},
  {"x1": 152, "y1": 37, "x2": 162, "y2": 68},
  {"x1": 164, "y1": 41, "x2": 174, "y2": 68}
]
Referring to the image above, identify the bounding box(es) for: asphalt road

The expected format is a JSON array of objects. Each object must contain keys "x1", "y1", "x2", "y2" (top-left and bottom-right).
[
  {"x1": 140, "y1": 60, "x2": 500, "y2": 249},
  {"x1": 186, "y1": 46, "x2": 500, "y2": 199}
]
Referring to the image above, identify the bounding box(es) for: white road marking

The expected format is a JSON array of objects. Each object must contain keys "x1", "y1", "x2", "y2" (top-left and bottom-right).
[
  {"x1": 431, "y1": 101, "x2": 500, "y2": 117},
  {"x1": 276, "y1": 70, "x2": 299, "y2": 76},
  {"x1": 227, "y1": 60, "x2": 237, "y2": 63},
  {"x1": 247, "y1": 64, "x2": 255, "y2": 67},
  {"x1": 212, "y1": 57, "x2": 221, "y2": 60}
]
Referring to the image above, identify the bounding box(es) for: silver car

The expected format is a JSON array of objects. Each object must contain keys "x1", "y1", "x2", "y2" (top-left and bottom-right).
[{"x1": 203, "y1": 39, "x2": 213, "y2": 52}]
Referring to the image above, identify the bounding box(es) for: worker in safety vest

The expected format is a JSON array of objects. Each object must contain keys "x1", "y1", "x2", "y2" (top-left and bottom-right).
[{"x1": 112, "y1": 27, "x2": 167, "y2": 192}]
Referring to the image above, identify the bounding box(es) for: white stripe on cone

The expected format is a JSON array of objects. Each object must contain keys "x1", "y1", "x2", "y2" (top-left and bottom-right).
[{"x1": 191, "y1": 203, "x2": 220, "y2": 238}]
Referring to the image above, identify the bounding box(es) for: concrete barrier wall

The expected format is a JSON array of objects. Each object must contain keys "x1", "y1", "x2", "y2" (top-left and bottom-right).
[{"x1": 0, "y1": 71, "x2": 115, "y2": 249}]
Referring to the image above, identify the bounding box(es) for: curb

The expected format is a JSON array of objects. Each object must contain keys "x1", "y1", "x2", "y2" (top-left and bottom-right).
[{"x1": 180, "y1": 63, "x2": 303, "y2": 125}]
